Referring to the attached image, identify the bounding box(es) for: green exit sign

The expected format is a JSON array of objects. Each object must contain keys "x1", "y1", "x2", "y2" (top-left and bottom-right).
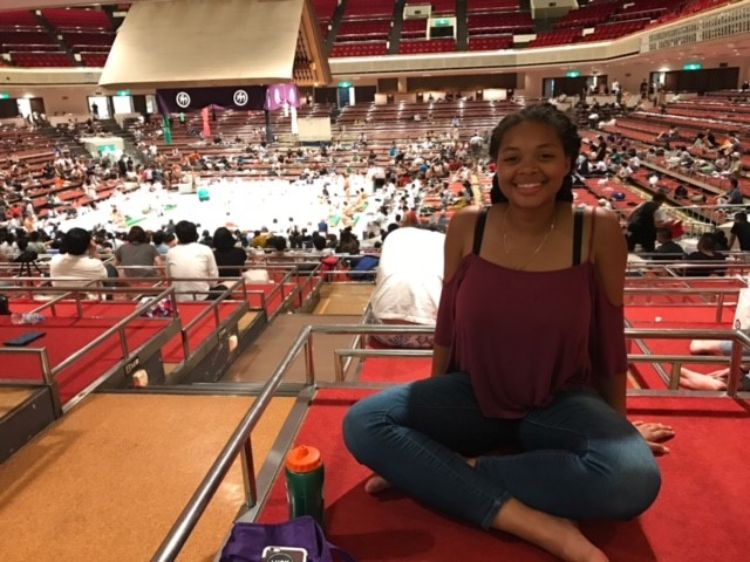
[
  {"x1": 116, "y1": 89, "x2": 131, "y2": 96},
  {"x1": 433, "y1": 18, "x2": 452, "y2": 27},
  {"x1": 0, "y1": 92, "x2": 10, "y2": 100},
  {"x1": 337, "y1": 81, "x2": 352, "y2": 88},
  {"x1": 683, "y1": 63, "x2": 702, "y2": 71},
  {"x1": 566, "y1": 70, "x2": 581, "y2": 78}
]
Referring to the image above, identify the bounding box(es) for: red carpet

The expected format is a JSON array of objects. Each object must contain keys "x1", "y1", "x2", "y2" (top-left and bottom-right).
[
  {"x1": 0, "y1": 316, "x2": 167, "y2": 403},
  {"x1": 358, "y1": 338, "x2": 432, "y2": 383},
  {"x1": 626, "y1": 306, "x2": 736, "y2": 383},
  {"x1": 626, "y1": 305, "x2": 734, "y2": 327},
  {"x1": 245, "y1": 283, "x2": 296, "y2": 317},
  {"x1": 259, "y1": 389, "x2": 750, "y2": 562},
  {"x1": 358, "y1": 352, "x2": 432, "y2": 383},
  {"x1": 160, "y1": 301, "x2": 244, "y2": 363},
  {"x1": 8, "y1": 300, "x2": 137, "y2": 318}
]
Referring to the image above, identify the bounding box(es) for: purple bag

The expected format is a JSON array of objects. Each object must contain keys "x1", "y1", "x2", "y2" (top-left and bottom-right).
[{"x1": 219, "y1": 516, "x2": 355, "y2": 562}]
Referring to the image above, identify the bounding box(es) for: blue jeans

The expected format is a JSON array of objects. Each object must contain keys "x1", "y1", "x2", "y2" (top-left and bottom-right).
[{"x1": 343, "y1": 372, "x2": 661, "y2": 529}]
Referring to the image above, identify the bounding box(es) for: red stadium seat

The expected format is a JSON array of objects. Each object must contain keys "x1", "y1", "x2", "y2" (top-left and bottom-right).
[
  {"x1": 399, "y1": 38, "x2": 455, "y2": 54},
  {"x1": 468, "y1": 35, "x2": 513, "y2": 51},
  {"x1": 41, "y1": 8, "x2": 111, "y2": 30},
  {"x1": 0, "y1": 10, "x2": 40, "y2": 28}
]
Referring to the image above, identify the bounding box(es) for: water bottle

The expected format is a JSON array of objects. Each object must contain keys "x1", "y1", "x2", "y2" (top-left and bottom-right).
[
  {"x1": 285, "y1": 445, "x2": 325, "y2": 526},
  {"x1": 10, "y1": 312, "x2": 45, "y2": 325}
]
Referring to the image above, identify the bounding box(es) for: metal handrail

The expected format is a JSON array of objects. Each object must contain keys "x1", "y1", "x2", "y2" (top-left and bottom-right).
[
  {"x1": 0, "y1": 287, "x2": 175, "y2": 414},
  {"x1": 151, "y1": 322, "x2": 750, "y2": 561},
  {"x1": 151, "y1": 324, "x2": 314, "y2": 562},
  {"x1": 180, "y1": 279, "x2": 244, "y2": 334},
  {"x1": 48, "y1": 287, "x2": 175, "y2": 377}
]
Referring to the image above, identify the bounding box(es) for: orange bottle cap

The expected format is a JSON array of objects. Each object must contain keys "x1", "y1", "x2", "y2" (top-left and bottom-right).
[{"x1": 285, "y1": 445, "x2": 322, "y2": 473}]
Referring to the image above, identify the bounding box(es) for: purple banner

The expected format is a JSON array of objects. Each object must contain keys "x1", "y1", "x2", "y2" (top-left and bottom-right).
[
  {"x1": 265, "y1": 83, "x2": 300, "y2": 111},
  {"x1": 157, "y1": 86, "x2": 266, "y2": 113}
]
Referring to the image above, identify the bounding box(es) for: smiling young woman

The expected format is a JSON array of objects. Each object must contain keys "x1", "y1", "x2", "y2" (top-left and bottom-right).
[{"x1": 343, "y1": 104, "x2": 674, "y2": 562}]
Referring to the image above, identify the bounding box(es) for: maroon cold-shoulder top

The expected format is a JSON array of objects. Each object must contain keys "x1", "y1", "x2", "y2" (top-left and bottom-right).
[{"x1": 434, "y1": 210, "x2": 628, "y2": 419}]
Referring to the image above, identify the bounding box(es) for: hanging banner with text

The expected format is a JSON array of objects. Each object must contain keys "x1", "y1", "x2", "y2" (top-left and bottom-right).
[{"x1": 156, "y1": 86, "x2": 266, "y2": 113}]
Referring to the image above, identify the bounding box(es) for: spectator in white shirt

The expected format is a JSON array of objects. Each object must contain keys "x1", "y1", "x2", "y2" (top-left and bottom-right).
[
  {"x1": 49, "y1": 227, "x2": 108, "y2": 288},
  {"x1": 370, "y1": 227, "x2": 445, "y2": 348},
  {"x1": 166, "y1": 220, "x2": 219, "y2": 301}
]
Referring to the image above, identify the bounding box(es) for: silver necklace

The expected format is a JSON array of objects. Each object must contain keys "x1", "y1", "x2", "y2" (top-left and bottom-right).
[{"x1": 502, "y1": 209, "x2": 556, "y2": 271}]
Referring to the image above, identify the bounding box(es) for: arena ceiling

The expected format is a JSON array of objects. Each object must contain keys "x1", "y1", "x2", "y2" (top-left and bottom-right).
[{"x1": 2, "y1": 0, "x2": 330, "y2": 88}]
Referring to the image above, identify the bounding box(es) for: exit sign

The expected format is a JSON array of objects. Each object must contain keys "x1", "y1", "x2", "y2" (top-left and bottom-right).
[
  {"x1": 433, "y1": 18, "x2": 452, "y2": 27},
  {"x1": 0, "y1": 92, "x2": 10, "y2": 100},
  {"x1": 683, "y1": 63, "x2": 702, "y2": 71},
  {"x1": 566, "y1": 70, "x2": 581, "y2": 78},
  {"x1": 116, "y1": 89, "x2": 131, "y2": 96},
  {"x1": 337, "y1": 81, "x2": 352, "y2": 88}
]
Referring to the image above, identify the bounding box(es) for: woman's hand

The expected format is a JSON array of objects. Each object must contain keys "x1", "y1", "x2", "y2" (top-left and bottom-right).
[{"x1": 632, "y1": 421, "x2": 675, "y2": 455}]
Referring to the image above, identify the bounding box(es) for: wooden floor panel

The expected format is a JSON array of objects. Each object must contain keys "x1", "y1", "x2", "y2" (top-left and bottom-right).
[
  {"x1": 0, "y1": 393, "x2": 295, "y2": 562},
  {"x1": 313, "y1": 284, "x2": 373, "y2": 316},
  {"x1": 223, "y1": 314, "x2": 363, "y2": 384},
  {"x1": 0, "y1": 387, "x2": 34, "y2": 417}
]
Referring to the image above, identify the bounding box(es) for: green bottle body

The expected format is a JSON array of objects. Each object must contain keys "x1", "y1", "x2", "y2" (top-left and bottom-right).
[{"x1": 285, "y1": 464, "x2": 325, "y2": 526}]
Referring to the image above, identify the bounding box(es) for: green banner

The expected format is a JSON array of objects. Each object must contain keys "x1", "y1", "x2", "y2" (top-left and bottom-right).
[{"x1": 162, "y1": 114, "x2": 172, "y2": 145}]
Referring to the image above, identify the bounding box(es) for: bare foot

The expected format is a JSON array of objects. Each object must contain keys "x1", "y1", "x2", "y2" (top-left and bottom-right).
[
  {"x1": 364, "y1": 475, "x2": 392, "y2": 494},
  {"x1": 492, "y1": 499, "x2": 608, "y2": 562},
  {"x1": 680, "y1": 369, "x2": 727, "y2": 390},
  {"x1": 557, "y1": 518, "x2": 609, "y2": 562}
]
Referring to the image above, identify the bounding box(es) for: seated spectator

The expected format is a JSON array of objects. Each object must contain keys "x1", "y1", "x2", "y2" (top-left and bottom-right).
[
  {"x1": 681, "y1": 291, "x2": 750, "y2": 391},
  {"x1": 729, "y1": 212, "x2": 750, "y2": 251},
  {"x1": 719, "y1": 133, "x2": 741, "y2": 156},
  {"x1": 705, "y1": 130, "x2": 719, "y2": 148},
  {"x1": 370, "y1": 227, "x2": 445, "y2": 348},
  {"x1": 684, "y1": 233, "x2": 726, "y2": 277},
  {"x1": 337, "y1": 227, "x2": 360, "y2": 254},
  {"x1": 115, "y1": 226, "x2": 161, "y2": 278},
  {"x1": 656, "y1": 127, "x2": 678, "y2": 149},
  {"x1": 713, "y1": 230, "x2": 729, "y2": 252},
  {"x1": 166, "y1": 220, "x2": 219, "y2": 301},
  {"x1": 692, "y1": 132, "x2": 706, "y2": 150},
  {"x1": 652, "y1": 228, "x2": 684, "y2": 260},
  {"x1": 626, "y1": 193, "x2": 666, "y2": 252},
  {"x1": 152, "y1": 231, "x2": 171, "y2": 255},
  {"x1": 49, "y1": 227, "x2": 108, "y2": 288},
  {"x1": 593, "y1": 135, "x2": 607, "y2": 161},
  {"x1": 213, "y1": 227, "x2": 247, "y2": 278},
  {"x1": 587, "y1": 109, "x2": 599, "y2": 128}
]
